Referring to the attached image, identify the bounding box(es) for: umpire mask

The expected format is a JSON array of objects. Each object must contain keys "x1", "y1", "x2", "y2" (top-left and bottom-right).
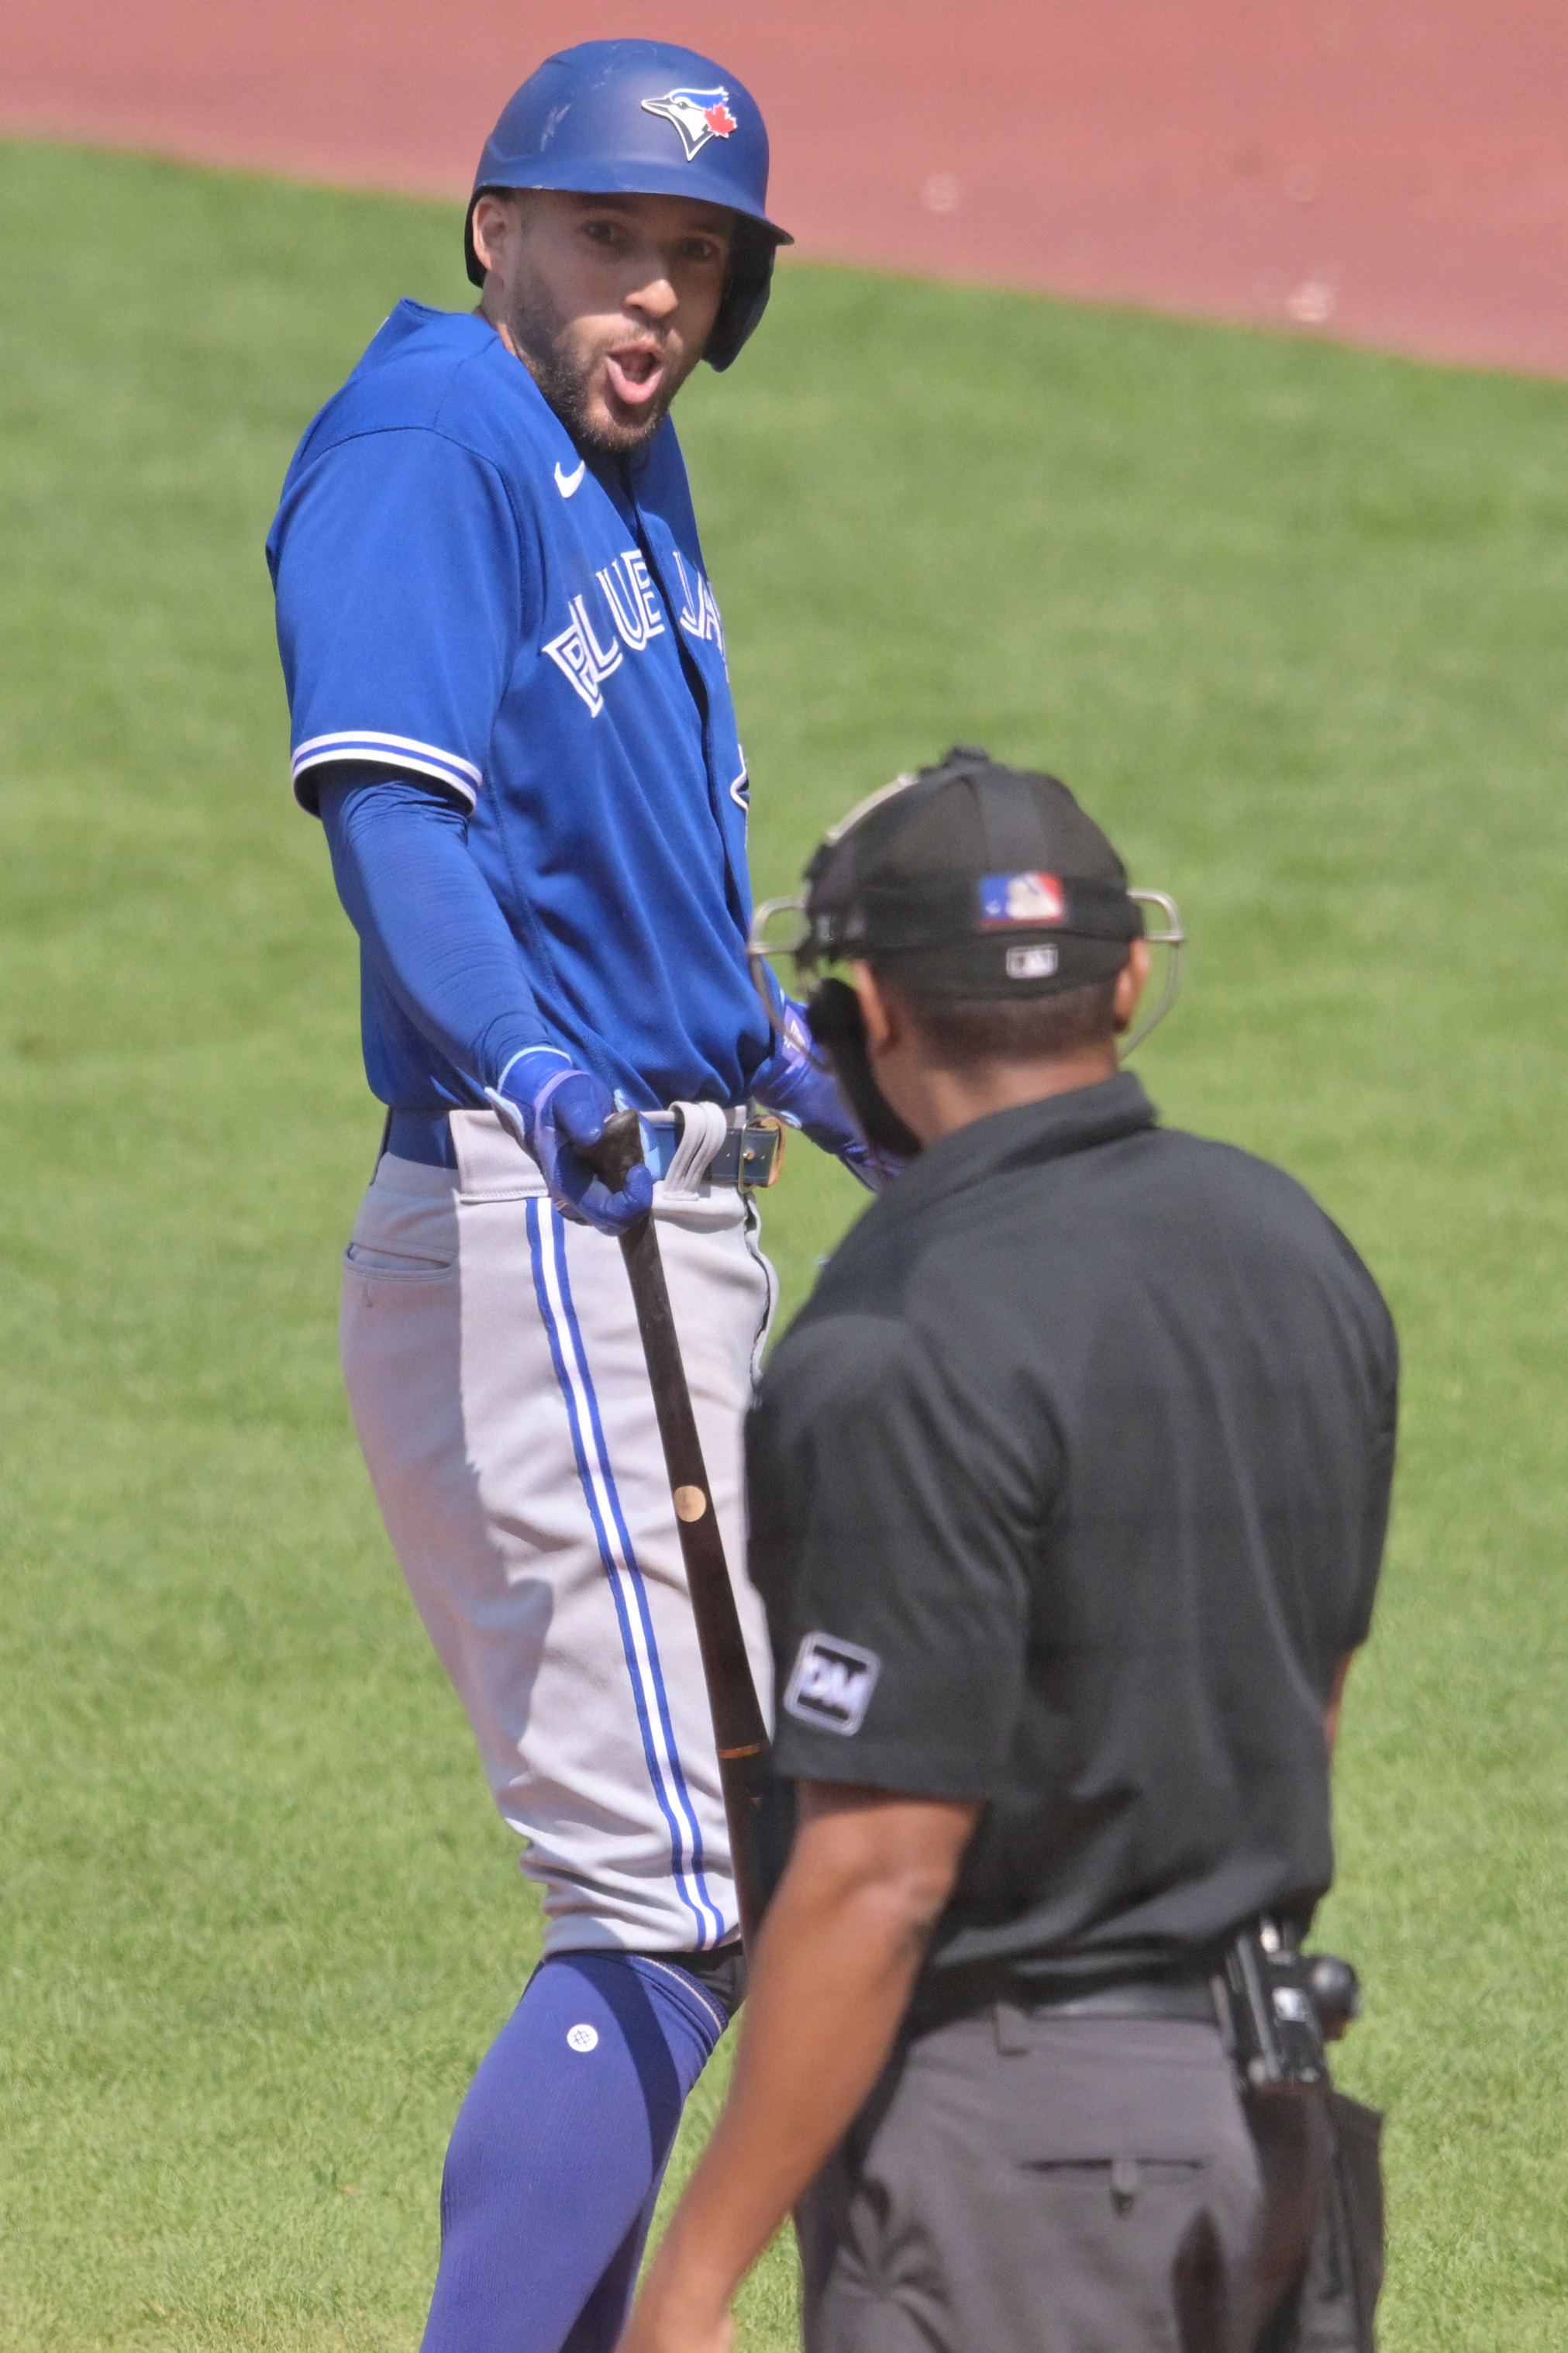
[{"x1": 748, "y1": 748, "x2": 1184, "y2": 1156}]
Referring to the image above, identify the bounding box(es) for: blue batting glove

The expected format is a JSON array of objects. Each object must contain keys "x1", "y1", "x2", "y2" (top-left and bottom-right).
[
  {"x1": 752, "y1": 1001, "x2": 908, "y2": 1194},
  {"x1": 485, "y1": 1050, "x2": 654, "y2": 1236}
]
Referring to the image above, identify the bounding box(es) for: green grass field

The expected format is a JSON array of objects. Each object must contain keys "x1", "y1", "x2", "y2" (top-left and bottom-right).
[{"x1": 2, "y1": 137, "x2": 1566, "y2": 2350}]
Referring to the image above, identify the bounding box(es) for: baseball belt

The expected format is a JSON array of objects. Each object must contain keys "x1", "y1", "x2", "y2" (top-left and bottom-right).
[
  {"x1": 384, "y1": 1106, "x2": 784, "y2": 1187},
  {"x1": 637, "y1": 1110, "x2": 784, "y2": 1188}
]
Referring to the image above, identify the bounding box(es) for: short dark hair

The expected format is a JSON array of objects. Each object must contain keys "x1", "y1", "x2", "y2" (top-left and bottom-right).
[{"x1": 887, "y1": 971, "x2": 1119, "y2": 1070}]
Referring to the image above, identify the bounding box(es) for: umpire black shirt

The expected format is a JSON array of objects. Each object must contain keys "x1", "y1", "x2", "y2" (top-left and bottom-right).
[{"x1": 748, "y1": 1072, "x2": 1397, "y2": 2000}]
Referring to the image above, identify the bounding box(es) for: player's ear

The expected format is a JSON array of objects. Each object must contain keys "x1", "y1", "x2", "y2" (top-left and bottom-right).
[
  {"x1": 470, "y1": 191, "x2": 523, "y2": 281},
  {"x1": 1111, "y1": 939, "x2": 1151, "y2": 1035}
]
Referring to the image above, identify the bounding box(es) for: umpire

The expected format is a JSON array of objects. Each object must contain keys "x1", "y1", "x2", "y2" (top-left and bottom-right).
[{"x1": 619, "y1": 749, "x2": 1398, "y2": 2353}]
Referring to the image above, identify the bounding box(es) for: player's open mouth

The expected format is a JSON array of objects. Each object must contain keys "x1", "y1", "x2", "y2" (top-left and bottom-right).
[{"x1": 603, "y1": 343, "x2": 667, "y2": 408}]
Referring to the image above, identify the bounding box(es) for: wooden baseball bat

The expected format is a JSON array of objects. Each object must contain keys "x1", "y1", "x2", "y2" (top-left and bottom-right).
[{"x1": 584, "y1": 1108, "x2": 772, "y2": 1951}]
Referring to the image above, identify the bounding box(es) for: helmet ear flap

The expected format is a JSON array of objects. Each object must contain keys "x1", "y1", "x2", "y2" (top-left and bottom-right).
[{"x1": 705, "y1": 222, "x2": 778, "y2": 370}]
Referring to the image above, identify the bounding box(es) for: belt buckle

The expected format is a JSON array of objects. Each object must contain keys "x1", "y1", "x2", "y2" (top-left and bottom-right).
[{"x1": 740, "y1": 1116, "x2": 785, "y2": 1190}]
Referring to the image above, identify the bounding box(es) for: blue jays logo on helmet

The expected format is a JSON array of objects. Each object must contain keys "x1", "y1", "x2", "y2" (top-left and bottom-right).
[{"x1": 641, "y1": 87, "x2": 739, "y2": 162}]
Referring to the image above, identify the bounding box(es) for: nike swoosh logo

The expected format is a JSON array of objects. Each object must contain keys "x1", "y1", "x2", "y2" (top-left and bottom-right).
[{"x1": 554, "y1": 458, "x2": 587, "y2": 498}]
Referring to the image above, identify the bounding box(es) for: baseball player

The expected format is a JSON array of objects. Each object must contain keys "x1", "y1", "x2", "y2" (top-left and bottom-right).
[{"x1": 265, "y1": 41, "x2": 879, "y2": 2353}]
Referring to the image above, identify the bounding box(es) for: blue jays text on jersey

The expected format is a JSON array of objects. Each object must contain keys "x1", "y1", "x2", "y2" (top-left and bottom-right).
[{"x1": 267, "y1": 301, "x2": 771, "y2": 1114}]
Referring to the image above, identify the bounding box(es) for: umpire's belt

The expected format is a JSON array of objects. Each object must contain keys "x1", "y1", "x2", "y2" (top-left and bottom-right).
[
  {"x1": 1018, "y1": 1979, "x2": 1218, "y2": 2022},
  {"x1": 909, "y1": 1969, "x2": 1218, "y2": 2036}
]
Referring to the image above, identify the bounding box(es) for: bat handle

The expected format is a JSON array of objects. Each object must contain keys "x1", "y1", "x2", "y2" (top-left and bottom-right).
[
  {"x1": 579, "y1": 1105, "x2": 648, "y2": 1198},
  {"x1": 581, "y1": 1101, "x2": 774, "y2": 1948}
]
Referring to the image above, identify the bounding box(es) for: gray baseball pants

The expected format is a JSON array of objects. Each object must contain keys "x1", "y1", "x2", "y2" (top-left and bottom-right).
[
  {"x1": 339, "y1": 1110, "x2": 776, "y2": 1957},
  {"x1": 798, "y1": 2012, "x2": 1262, "y2": 2353}
]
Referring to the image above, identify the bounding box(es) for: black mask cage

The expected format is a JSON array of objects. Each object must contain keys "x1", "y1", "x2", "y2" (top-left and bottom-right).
[{"x1": 803, "y1": 979, "x2": 924, "y2": 1159}]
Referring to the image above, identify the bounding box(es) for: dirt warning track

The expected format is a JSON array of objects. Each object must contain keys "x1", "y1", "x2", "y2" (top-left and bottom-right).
[{"x1": 3, "y1": 1, "x2": 1566, "y2": 376}]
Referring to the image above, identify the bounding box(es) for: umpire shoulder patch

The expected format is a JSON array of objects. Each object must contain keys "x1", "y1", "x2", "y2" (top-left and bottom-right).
[{"x1": 783, "y1": 1632, "x2": 881, "y2": 1737}]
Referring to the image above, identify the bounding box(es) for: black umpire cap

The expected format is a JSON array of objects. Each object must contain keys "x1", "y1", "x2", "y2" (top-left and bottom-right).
[{"x1": 798, "y1": 746, "x2": 1146, "y2": 999}]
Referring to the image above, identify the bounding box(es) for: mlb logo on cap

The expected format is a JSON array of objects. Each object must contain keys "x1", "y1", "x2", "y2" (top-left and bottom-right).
[{"x1": 979, "y1": 870, "x2": 1066, "y2": 928}]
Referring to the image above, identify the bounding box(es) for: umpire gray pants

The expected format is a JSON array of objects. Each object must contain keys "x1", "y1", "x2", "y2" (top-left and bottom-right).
[{"x1": 798, "y1": 2012, "x2": 1262, "y2": 2353}]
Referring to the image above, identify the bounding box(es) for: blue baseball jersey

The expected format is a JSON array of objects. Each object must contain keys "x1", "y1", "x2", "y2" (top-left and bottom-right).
[{"x1": 267, "y1": 300, "x2": 771, "y2": 1113}]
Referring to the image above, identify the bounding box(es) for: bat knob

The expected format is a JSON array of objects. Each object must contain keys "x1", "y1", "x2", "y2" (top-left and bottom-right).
[{"x1": 581, "y1": 1104, "x2": 646, "y2": 1194}]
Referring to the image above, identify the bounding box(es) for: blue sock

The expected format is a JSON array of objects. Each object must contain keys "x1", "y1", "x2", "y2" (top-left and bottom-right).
[{"x1": 420, "y1": 1952, "x2": 732, "y2": 2353}]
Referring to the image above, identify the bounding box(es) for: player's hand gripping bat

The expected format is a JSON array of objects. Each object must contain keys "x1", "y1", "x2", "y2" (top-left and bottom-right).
[{"x1": 584, "y1": 1108, "x2": 772, "y2": 1949}]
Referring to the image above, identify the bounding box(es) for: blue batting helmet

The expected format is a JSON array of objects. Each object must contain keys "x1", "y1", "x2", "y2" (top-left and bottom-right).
[{"x1": 464, "y1": 39, "x2": 793, "y2": 371}]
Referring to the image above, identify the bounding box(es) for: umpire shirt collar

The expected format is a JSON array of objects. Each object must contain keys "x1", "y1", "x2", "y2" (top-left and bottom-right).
[{"x1": 864, "y1": 1070, "x2": 1157, "y2": 1235}]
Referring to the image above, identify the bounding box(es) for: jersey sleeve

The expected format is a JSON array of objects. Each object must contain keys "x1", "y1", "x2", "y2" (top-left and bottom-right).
[
  {"x1": 271, "y1": 427, "x2": 525, "y2": 814},
  {"x1": 749, "y1": 1313, "x2": 1054, "y2": 1801}
]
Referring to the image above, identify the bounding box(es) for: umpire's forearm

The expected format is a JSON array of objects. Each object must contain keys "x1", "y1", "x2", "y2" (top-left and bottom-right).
[
  {"x1": 620, "y1": 1785, "x2": 978, "y2": 2348},
  {"x1": 648, "y1": 1863, "x2": 922, "y2": 2301}
]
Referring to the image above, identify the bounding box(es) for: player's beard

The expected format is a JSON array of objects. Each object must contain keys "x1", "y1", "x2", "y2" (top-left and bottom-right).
[{"x1": 506, "y1": 281, "x2": 696, "y2": 460}]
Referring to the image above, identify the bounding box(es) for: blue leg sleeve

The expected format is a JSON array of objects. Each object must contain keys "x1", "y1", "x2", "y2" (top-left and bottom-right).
[{"x1": 421, "y1": 1953, "x2": 731, "y2": 2353}]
